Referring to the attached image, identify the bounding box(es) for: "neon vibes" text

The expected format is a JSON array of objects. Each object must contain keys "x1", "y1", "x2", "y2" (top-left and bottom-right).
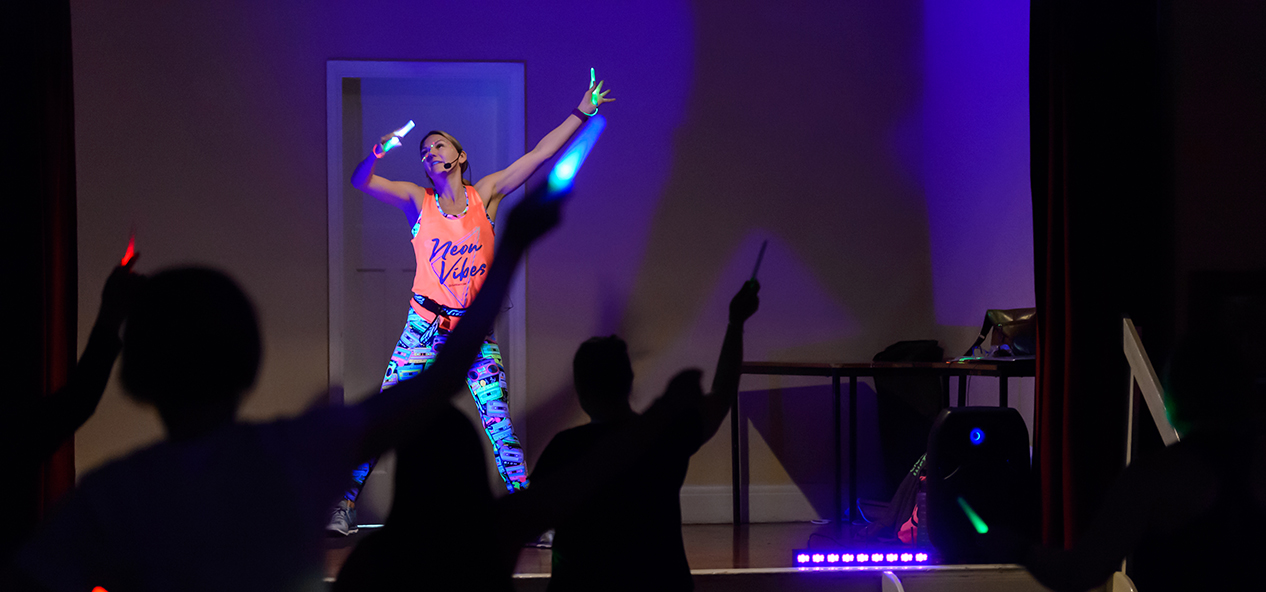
[{"x1": 430, "y1": 237, "x2": 487, "y2": 286}]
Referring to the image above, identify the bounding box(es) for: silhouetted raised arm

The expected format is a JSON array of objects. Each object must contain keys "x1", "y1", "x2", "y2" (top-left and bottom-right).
[
  {"x1": 4, "y1": 262, "x2": 141, "y2": 469},
  {"x1": 699, "y1": 279, "x2": 760, "y2": 441}
]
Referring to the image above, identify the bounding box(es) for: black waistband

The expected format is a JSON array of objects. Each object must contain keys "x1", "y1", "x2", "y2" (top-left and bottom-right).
[{"x1": 413, "y1": 294, "x2": 466, "y2": 318}]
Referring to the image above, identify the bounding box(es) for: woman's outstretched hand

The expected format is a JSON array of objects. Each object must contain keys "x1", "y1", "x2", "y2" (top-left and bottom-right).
[{"x1": 580, "y1": 73, "x2": 616, "y2": 113}]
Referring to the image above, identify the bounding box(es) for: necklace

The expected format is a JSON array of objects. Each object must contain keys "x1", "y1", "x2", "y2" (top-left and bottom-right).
[{"x1": 435, "y1": 186, "x2": 469, "y2": 219}]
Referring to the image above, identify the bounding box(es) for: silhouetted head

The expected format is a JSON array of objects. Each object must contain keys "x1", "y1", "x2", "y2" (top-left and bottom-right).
[
  {"x1": 121, "y1": 267, "x2": 260, "y2": 420},
  {"x1": 573, "y1": 335, "x2": 635, "y2": 422},
  {"x1": 1164, "y1": 329, "x2": 1265, "y2": 436}
]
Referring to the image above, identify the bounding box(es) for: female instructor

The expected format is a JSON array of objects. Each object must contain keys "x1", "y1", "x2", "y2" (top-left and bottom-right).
[{"x1": 329, "y1": 75, "x2": 614, "y2": 535}]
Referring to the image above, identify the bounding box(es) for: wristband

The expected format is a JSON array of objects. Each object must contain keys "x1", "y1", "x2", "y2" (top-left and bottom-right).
[
  {"x1": 572, "y1": 107, "x2": 595, "y2": 120},
  {"x1": 372, "y1": 143, "x2": 386, "y2": 159}
]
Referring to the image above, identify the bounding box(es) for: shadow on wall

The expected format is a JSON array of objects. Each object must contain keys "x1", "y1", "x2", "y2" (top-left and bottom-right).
[
  {"x1": 615, "y1": 0, "x2": 931, "y2": 501},
  {"x1": 737, "y1": 382, "x2": 888, "y2": 521},
  {"x1": 620, "y1": 0, "x2": 934, "y2": 361}
]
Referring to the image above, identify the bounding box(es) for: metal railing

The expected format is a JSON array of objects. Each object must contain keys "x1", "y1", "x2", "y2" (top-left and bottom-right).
[{"x1": 1123, "y1": 317, "x2": 1180, "y2": 466}]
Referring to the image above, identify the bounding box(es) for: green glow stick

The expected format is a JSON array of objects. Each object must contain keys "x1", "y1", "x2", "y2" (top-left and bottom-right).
[
  {"x1": 957, "y1": 497, "x2": 989, "y2": 534},
  {"x1": 590, "y1": 67, "x2": 596, "y2": 88}
]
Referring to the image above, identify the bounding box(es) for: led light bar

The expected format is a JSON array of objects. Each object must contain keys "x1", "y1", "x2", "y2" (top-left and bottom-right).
[{"x1": 793, "y1": 549, "x2": 934, "y2": 568}]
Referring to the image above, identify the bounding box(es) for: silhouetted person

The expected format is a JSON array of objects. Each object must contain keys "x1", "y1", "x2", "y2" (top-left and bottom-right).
[
  {"x1": 528, "y1": 280, "x2": 760, "y2": 592},
  {"x1": 333, "y1": 364, "x2": 715, "y2": 592},
  {"x1": 332, "y1": 401, "x2": 520, "y2": 592},
  {"x1": 11, "y1": 186, "x2": 563, "y2": 592},
  {"x1": 3, "y1": 261, "x2": 140, "y2": 561},
  {"x1": 332, "y1": 281, "x2": 757, "y2": 592},
  {"x1": 1016, "y1": 330, "x2": 1266, "y2": 591}
]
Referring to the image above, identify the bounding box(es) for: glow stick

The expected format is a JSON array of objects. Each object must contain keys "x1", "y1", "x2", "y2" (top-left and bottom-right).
[
  {"x1": 380, "y1": 120, "x2": 415, "y2": 154},
  {"x1": 956, "y1": 496, "x2": 989, "y2": 534},
  {"x1": 590, "y1": 68, "x2": 601, "y2": 106},
  {"x1": 393, "y1": 120, "x2": 416, "y2": 138},
  {"x1": 547, "y1": 114, "x2": 607, "y2": 198},
  {"x1": 750, "y1": 240, "x2": 768, "y2": 281},
  {"x1": 120, "y1": 231, "x2": 136, "y2": 266}
]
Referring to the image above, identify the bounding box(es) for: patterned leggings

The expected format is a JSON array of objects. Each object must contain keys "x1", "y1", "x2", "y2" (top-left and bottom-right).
[{"x1": 344, "y1": 307, "x2": 529, "y2": 501}]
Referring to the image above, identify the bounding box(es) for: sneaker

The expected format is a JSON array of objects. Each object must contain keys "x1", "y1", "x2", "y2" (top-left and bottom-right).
[
  {"x1": 326, "y1": 499, "x2": 358, "y2": 536},
  {"x1": 530, "y1": 529, "x2": 554, "y2": 548}
]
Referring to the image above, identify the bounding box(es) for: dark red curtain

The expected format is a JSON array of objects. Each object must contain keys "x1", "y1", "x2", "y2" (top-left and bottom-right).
[
  {"x1": 3, "y1": 0, "x2": 79, "y2": 556},
  {"x1": 1029, "y1": 0, "x2": 1176, "y2": 548}
]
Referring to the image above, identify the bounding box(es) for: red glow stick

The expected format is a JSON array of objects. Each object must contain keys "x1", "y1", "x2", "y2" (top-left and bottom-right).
[{"x1": 121, "y1": 231, "x2": 136, "y2": 266}]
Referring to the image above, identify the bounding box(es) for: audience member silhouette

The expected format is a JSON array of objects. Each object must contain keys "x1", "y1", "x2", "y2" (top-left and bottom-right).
[
  {"x1": 1017, "y1": 329, "x2": 1266, "y2": 591},
  {"x1": 332, "y1": 281, "x2": 757, "y2": 592},
  {"x1": 528, "y1": 280, "x2": 760, "y2": 592},
  {"x1": 3, "y1": 261, "x2": 141, "y2": 561},
  {"x1": 333, "y1": 364, "x2": 719, "y2": 592},
  {"x1": 11, "y1": 186, "x2": 563, "y2": 592}
]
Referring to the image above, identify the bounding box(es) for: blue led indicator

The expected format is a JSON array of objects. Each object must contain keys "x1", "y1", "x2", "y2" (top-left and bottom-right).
[{"x1": 969, "y1": 428, "x2": 985, "y2": 445}]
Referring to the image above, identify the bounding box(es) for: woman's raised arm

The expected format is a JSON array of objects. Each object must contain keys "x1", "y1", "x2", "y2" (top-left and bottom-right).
[{"x1": 475, "y1": 75, "x2": 614, "y2": 220}]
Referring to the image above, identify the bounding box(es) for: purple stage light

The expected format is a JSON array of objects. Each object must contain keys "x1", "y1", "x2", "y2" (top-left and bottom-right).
[{"x1": 793, "y1": 548, "x2": 936, "y2": 568}]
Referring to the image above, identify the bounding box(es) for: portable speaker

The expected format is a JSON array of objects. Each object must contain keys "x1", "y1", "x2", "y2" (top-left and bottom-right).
[{"x1": 925, "y1": 406, "x2": 1032, "y2": 563}]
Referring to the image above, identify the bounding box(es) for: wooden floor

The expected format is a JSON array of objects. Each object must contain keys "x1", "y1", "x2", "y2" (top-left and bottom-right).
[
  {"x1": 324, "y1": 521, "x2": 885, "y2": 578},
  {"x1": 323, "y1": 521, "x2": 1051, "y2": 592},
  {"x1": 514, "y1": 521, "x2": 862, "y2": 574}
]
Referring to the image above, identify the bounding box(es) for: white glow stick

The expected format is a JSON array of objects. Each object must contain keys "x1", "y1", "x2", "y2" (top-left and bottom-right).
[{"x1": 393, "y1": 120, "x2": 416, "y2": 138}]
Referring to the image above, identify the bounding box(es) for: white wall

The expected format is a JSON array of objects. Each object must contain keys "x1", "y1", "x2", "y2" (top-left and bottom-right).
[{"x1": 71, "y1": 0, "x2": 1034, "y2": 523}]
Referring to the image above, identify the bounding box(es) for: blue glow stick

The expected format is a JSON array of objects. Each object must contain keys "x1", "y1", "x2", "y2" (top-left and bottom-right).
[{"x1": 547, "y1": 114, "x2": 607, "y2": 198}]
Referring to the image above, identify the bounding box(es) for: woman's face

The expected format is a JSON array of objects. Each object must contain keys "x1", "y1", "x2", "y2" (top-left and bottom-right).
[{"x1": 420, "y1": 134, "x2": 463, "y2": 176}]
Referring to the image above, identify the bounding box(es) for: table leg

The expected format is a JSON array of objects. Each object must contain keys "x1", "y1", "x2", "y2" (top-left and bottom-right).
[
  {"x1": 849, "y1": 375, "x2": 858, "y2": 531},
  {"x1": 999, "y1": 376, "x2": 1009, "y2": 408},
  {"x1": 732, "y1": 387, "x2": 741, "y2": 526},
  {"x1": 958, "y1": 374, "x2": 968, "y2": 407},
  {"x1": 833, "y1": 373, "x2": 842, "y2": 533}
]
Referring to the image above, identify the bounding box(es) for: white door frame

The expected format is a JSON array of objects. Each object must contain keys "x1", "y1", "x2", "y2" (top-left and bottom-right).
[{"x1": 325, "y1": 60, "x2": 528, "y2": 442}]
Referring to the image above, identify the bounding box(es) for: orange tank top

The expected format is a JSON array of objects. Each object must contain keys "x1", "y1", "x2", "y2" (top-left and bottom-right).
[{"x1": 409, "y1": 186, "x2": 495, "y2": 326}]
